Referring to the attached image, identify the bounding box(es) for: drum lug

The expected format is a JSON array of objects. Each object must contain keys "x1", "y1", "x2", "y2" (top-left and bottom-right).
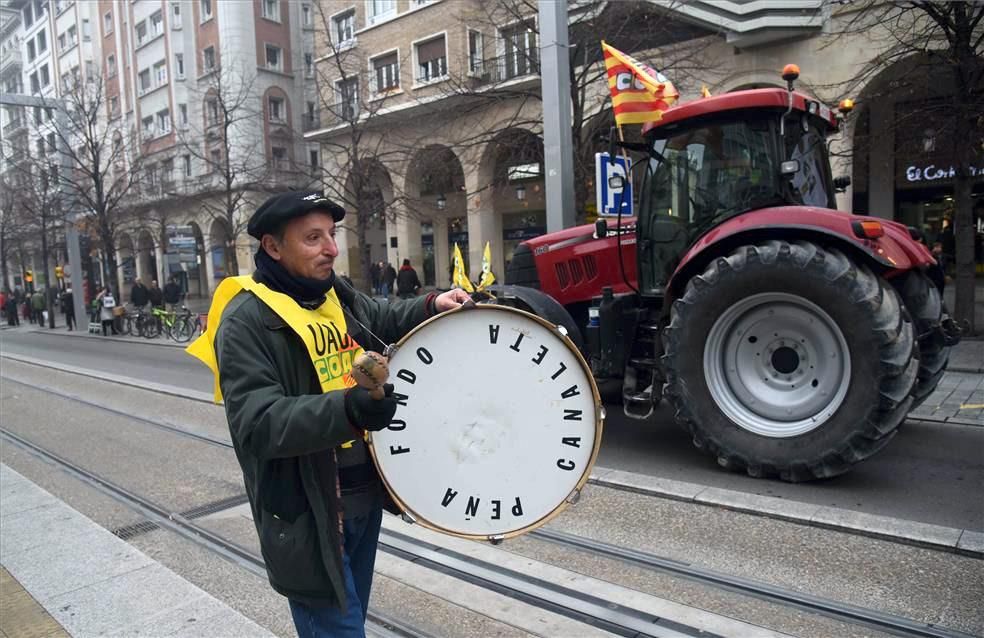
[
  {"x1": 400, "y1": 511, "x2": 416, "y2": 525},
  {"x1": 566, "y1": 488, "x2": 581, "y2": 505},
  {"x1": 383, "y1": 343, "x2": 399, "y2": 358},
  {"x1": 556, "y1": 325, "x2": 569, "y2": 338},
  {"x1": 487, "y1": 535, "x2": 505, "y2": 545}
]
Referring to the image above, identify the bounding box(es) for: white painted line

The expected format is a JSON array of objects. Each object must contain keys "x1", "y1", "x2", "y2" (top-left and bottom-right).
[{"x1": 0, "y1": 465, "x2": 273, "y2": 638}]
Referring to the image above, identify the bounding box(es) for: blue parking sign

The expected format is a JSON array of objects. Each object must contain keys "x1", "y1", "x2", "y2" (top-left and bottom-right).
[{"x1": 595, "y1": 152, "x2": 632, "y2": 216}]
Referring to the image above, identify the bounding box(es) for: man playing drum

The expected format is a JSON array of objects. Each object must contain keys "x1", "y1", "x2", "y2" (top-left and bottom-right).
[{"x1": 187, "y1": 191, "x2": 470, "y2": 637}]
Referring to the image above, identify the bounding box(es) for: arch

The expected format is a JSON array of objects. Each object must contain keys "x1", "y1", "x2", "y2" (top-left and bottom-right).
[
  {"x1": 405, "y1": 145, "x2": 467, "y2": 287},
  {"x1": 116, "y1": 232, "x2": 136, "y2": 287},
  {"x1": 341, "y1": 159, "x2": 395, "y2": 286},
  {"x1": 207, "y1": 218, "x2": 233, "y2": 281},
  {"x1": 136, "y1": 229, "x2": 157, "y2": 284}
]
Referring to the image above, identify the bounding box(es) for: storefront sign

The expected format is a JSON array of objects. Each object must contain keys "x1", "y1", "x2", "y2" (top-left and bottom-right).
[{"x1": 905, "y1": 164, "x2": 981, "y2": 183}]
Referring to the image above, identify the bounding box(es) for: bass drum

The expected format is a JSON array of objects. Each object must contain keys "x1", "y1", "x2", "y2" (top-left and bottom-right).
[{"x1": 369, "y1": 304, "x2": 603, "y2": 541}]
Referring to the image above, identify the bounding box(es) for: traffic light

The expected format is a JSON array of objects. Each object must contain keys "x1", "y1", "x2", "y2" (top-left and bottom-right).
[
  {"x1": 24, "y1": 270, "x2": 33, "y2": 284},
  {"x1": 55, "y1": 265, "x2": 64, "y2": 279}
]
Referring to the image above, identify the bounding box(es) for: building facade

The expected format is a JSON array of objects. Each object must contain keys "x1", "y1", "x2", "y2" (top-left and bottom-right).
[
  {"x1": 1, "y1": 0, "x2": 322, "y2": 298},
  {"x1": 307, "y1": 0, "x2": 982, "y2": 290}
]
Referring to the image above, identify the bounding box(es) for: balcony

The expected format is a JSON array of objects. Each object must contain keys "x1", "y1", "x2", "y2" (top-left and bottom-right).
[
  {"x1": 470, "y1": 52, "x2": 539, "y2": 85},
  {"x1": 301, "y1": 112, "x2": 320, "y2": 132},
  {"x1": 1, "y1": 48, "x2": 22, "y2": 76}
]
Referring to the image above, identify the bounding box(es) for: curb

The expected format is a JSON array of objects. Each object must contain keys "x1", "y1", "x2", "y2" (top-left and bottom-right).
[
  {"x1": 4, "y1": 352, "x2": 981, "y2": 559},
  {"x1": 589, "y1": 467, "x2": 984, "y2": 559},
  {"x1": 24, "y1": 328, "x2": 187, "y2": 349}
]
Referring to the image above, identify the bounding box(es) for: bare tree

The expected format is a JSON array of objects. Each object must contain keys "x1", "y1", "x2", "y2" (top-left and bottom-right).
[
  {"x1": 31, "y1": 73, "x2": 146, "y2": 297},
  {"x1": 176, "y1": 61, "x2": 278, "y2": 277},
  {"x1": 821, "y1": 1, "x2": 983, "y2": 334}
]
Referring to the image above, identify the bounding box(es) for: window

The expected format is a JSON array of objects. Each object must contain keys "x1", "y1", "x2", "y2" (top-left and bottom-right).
[
  {"x1": 36, "y1": 138, "x2": 44, "y2": 158},
  {"x1": 265, "y1": 44, "x2": 281, "y2": 71},
  {"x1": 154, "y1": 60, "x2": 167, "y2": 85},
  {"x1": 106, "y1": 54, "x2": 116, "y2": 77},
  {"x1": 82, "y1": 19, "x2": 91, "y2": 41},
  {"x1": 304, "y1": 52, "x2": 313, "y2": 77},
  {"x1": 261, "y1": 0, "x2": 279, "y2": 21},
  {"x1": 301, "y1": 4, "x2": 312, "y2": 27},
  {"x1": 39, "y1": 64, "x2": 49, "y2": 88},
  {"x1": 366, "y1": 0, "x2": 395, "y2": 25},
  {"x1": 157, "y1": 109, "x2": 171, "y2": 134},
  {"x1": 468, "y1": 30, "x2": 484, "y2": 74},
  {"x1": 58, "y1": 32, "x2": 66, "y2": 51},
  {"x1": 183, "y1": 154, "x2": 192, "y2": 176},
  {"x1": 174, "y1": 53, "x2": 184, "y2": 78},
  {"x1": 209, "y1": 148, "x2": 221, "y2": 169},
  {"x1": 268, "y1": 96, "x2": 285, "y2": 122},
  {"x1": 372, "y1": 52, "x2": 398, "y2": 93},
  {"x1": 309, "y1": 149, "x2": 319, "y2": 168},
  {"x1": 37, "y1": 29, "x2": 47, "y2": 53},
  {"x1": 305, "y1": 100, "x2": 317, "y2": 127},
  {"x1": 206, "y1": 98, "x2": 219, "y2": 125},
  {"x1": 162, "y1": 158, "x2": 174, "y2": 185},
  {"x1": 30, "y1": 72, "x2": 40, "y2": 93},
  {"x1": 139, "y1": 69, "x2": 151, "y2": 92},
  {"x1": 178, "y1": 103, "x2": 188, "y2": 125},
  {"x1": 271, "y1": 146, "x2": 288, "y2": 170},
  {"x1": 150, "y1": 11, "x2": 163, "y2": 37},
  {"x1": 142, "y1": 115, "x2": 154, "y2": 136},
  {"x1": 333, "y1": 10, "x2": 354, "y2": 44},
  {"x1": 22, "y1": 4, "x2": 33, "y2": 28},
  {"x1": 66, "y1": 25, "x2": 77, "y2": 47},
  {"x1": 171, "y1": 2, "x2": 181, "y2": 27},
  {"x1": 33, "y1": 106, "x2": 42, "y2": 125},
  {"x1": 60, "y1": 71, "x2": 71, "y2": 90},
  {"x1": 502, "y1": 23, "x2": 537, "y2": 79},
  {"x1": 27, "y1": 40, "x2": 36, "y2": 62},
  {"x1": 103, "y1": 11, "x2": 113, "y2": 35},
  {"x1": 415, "y1": 35, "x2": 447, "y2": 83},
  {"x1": 336, "y1": 76, "x2": 358, "y2": 119},
  {"x1": 136, "y1": 21, "x2": 148, "y2": 45},
  {"x1": 145, "y1": 163, "x2": 158, "y2": 188},
  {"x1": 200, "y1": 0, "x2": 212, "y2": 21},
  {"x1": 110, "y1": 95, "x2": 120, "y2": 117},
  {"x1": 203, "y1": 46, "x2": 216, "y2": 71}
]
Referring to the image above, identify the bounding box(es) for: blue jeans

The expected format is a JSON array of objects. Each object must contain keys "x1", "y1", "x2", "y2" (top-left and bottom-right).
[{"x1": 288, "y1": 508, "x2": 383, "y2": 638}]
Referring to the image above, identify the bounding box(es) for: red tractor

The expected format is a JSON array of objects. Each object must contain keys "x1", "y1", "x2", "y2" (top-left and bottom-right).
[{"x1": 494, "y1": 68, "x2": 961, "y2": 481}]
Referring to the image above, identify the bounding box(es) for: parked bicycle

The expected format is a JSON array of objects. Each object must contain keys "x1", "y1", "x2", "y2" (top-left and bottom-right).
[{"x1": 143, "y1": 305, "x2": 195, "y2": 343}]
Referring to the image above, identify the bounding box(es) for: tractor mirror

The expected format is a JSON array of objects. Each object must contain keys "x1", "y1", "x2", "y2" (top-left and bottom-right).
[
  {"x1": 595, "y1": 218, "x2": 609, "y2": 239},
  {"x1": 833, "y1": 175, "x2": 852, "y2": 192},
  {"x1": 780, "y1": 160, "x2": 800, "y2": 178},
  {"x1": 608, "y1": 174, "x2": 625, "y2": 190}
]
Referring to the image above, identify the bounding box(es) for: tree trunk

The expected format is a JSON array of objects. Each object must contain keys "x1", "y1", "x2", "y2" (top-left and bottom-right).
[
  {"x1": 0, "y1": 227, "x2": 9, "y2": 291},
  {"x1": 40, "y1": 219, "x2": 56, "y2": 329},
  {"x1": 101, "y1": 233, "x2": 120, "y2": 297}
]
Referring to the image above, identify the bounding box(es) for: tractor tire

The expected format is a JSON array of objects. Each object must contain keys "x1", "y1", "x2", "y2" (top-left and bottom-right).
[
  {"x1": 893, "y1": 271, "x2": 950, "y2": 409},
  {"x1": 662, "y1": 240, "x2": 918, "y2": 482}
]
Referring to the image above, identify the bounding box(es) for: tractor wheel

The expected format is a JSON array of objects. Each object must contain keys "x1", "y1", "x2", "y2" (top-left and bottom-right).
[
  {"x1": 662, "y1": 240, "x2": 918, "y2": 481},
  {"x1": 893, "y1": 271, "x2": 950, "y2": 409}
]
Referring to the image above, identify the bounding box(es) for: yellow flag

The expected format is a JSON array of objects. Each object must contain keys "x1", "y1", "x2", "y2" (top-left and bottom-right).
[
  {"x1": 452, "y1": 243, "x2": 474, "y2": 292},
  {"x1": 478, "y1": 241, "x2": 495, "y2": 290}
]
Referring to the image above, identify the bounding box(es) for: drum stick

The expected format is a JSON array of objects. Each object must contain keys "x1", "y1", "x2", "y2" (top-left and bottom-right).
[{"x1": 352, "y1": 351, "x2": 389, "y2": 400}]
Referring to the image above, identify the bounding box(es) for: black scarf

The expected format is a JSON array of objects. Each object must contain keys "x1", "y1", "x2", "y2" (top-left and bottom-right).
[{"x1": 253, "y1": 249, "x2": 335, "y2": 308}]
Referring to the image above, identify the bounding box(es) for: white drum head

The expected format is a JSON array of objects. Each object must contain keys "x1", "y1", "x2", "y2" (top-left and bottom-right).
[{"x1": 370, "y1": 304, "x2": 603, "y2": 540}]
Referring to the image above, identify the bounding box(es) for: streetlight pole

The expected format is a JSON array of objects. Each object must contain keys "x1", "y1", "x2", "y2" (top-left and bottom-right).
[
  {"x1": 538, "y1": 0, "x2": 576, "y2": 232},
  {"x1": 0, "y1": 93, "x2": 87, "y2": 328}
]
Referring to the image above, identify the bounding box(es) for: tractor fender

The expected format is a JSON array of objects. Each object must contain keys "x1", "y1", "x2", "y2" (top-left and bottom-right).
[
  {"x1": 485, "y1": 285, "x2": 583, "y2": 350},
  {"x1": 666, "y1": 207, "x2": 934, "y2": 302}
]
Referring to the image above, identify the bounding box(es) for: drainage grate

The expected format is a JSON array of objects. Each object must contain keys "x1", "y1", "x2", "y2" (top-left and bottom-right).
[{"x1": 112, "y1": 494, "x2": 250, "y2": 540}]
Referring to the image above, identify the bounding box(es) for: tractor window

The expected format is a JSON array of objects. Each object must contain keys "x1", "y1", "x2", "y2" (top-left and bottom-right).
[{"x1": 788, "y1": 123, "x2": 834, "y2": 208}]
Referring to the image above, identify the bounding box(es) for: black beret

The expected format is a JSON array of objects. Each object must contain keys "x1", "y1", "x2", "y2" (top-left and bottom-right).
[{"x1": 247, "y1": 191, "x2": 346, "y2": 239}]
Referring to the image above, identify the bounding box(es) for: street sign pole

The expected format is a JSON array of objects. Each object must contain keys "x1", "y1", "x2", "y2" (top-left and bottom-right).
[{"x1": 539, "y1": 0, "x2": 576, "y2": 232}]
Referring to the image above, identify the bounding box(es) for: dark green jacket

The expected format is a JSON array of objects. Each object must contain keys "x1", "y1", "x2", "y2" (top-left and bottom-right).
[{"x1": 215, "y1": 276, "x2": 430, "y2": 608}]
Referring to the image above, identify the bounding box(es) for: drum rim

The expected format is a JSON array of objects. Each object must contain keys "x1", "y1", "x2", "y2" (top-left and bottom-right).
[{"x1": 368, "y1": 302, "x2": 604, "y2": 542}]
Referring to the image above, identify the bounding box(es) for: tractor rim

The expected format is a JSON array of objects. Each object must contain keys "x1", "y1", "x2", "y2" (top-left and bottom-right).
[{"x1": 703, "y1": 292, "x2": 852, "y2": 438}]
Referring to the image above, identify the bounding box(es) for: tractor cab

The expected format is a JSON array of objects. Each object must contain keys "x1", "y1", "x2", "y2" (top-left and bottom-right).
[{"x1": 636, "y1": 86, "x2": 841, "y2": 295}]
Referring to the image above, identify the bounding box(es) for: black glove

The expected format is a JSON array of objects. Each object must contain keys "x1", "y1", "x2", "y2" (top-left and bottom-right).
[{"x1": 345, "y1": 383, "x2": 397, "y2": 431}]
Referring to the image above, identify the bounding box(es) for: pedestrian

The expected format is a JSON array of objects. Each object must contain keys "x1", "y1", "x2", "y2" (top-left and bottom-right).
[
  {"x1": 163, "y1": 276, "x2": 182, "y2": 310},
  {"x1": 0, "y1": 289, "x2": 6, "y2": 324},
  {"x1": 369, "y1": 261, "x2": 381, "y2": 296},
  {"x1": 187, "y1": 191, "x2": 471, "y2": 637},
  {"x1": 3, "y1": 290, "x2": 18, "y2": 326},
  {"x1": 381, "y1": 262, "x2": 396, "y2": 298},
  {"x1": 96, "y1": 286, "x2": 118, "y2": 335},
  {"x1": 148, "y1": 279, "x2": 164, "y2": 308},
  {"x1": 30, "y1": 289, "x2": 45, "y2": 326},
  {"x1": 61, "y1": 286, "x2": 76, "y2": 331},
  {"x1": 131, "y1": 280, "x2": 149, "y2": 310},
  {"x1": 396, "y1": 258, "x2": 422, "y2": 299}
]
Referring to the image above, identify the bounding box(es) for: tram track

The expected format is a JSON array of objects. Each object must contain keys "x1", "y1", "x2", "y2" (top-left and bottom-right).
[{"x1": 2, "y1": 372, "x2": 979, "y2": 638}]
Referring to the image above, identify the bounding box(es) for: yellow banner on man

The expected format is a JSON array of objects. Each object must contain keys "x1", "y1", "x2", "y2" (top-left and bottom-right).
[{"x1": 478, "y1": 241, "x2": 495, "y2": 290}]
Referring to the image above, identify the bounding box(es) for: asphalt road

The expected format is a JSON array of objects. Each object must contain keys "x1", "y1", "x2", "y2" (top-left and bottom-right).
[{"x1": 2, "y1": 328, "x2": 982, "y2": 531}]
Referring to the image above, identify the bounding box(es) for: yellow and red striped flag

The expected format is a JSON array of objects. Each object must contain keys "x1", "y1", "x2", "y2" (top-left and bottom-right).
[{"x1": 601, "y1": 41, "x2": 678, "y2": 126}]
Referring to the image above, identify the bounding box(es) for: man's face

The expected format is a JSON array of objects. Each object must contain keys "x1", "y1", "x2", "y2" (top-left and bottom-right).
[
  {"x1": 263, "y1": 211, "x2": 338, "y2": 280},
  {"x1": 152, "y1": 280, "x2": 158, "y2": 287}
]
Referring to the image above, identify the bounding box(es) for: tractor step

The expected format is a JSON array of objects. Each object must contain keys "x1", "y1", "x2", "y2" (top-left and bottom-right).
[
  {"x1": 629, "y1": 357, "x2": 660, "y2": 369},
  {"x1": 623, "y1": 390, "x2": 655, "y2": 420}
]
